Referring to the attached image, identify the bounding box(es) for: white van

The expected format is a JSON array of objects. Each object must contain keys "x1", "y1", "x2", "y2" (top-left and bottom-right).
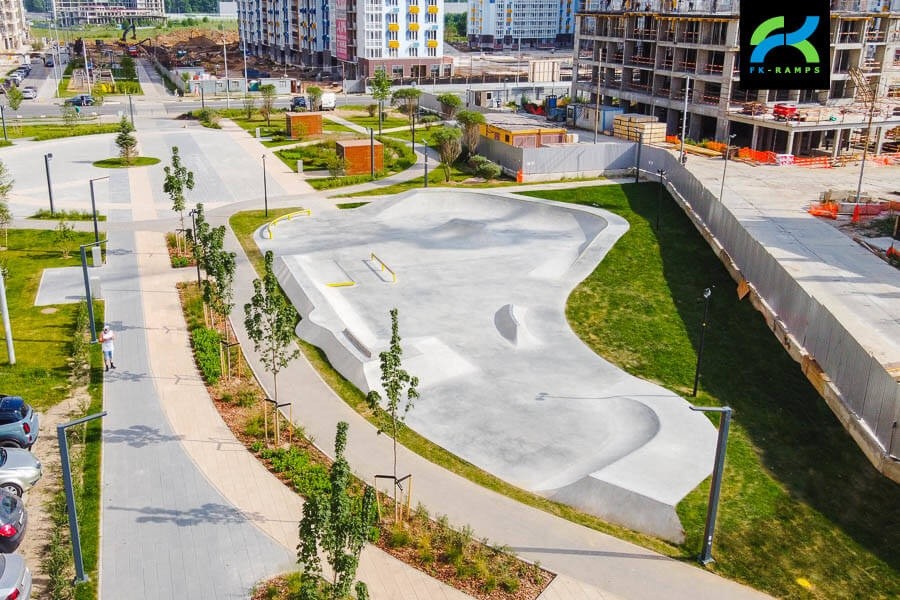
[{"x1": 320, "y1": 92, "x2": 336, "y2": 111}]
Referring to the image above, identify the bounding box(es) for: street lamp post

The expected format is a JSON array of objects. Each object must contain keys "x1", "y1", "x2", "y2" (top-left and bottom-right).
[
  {"x1": 44, "y1": 153, "x2": 55, "y2": 216},
  {"x1": 656, "y1": 169, "x2": 667, "y2": 231},
  {"x1": 0, "y1": 105, "x2": 7, "y2": 142},
  {"x1": 89, "y1": 176, "x2": 109, "y2": 244},
  {"x1": 679, "y1": 77, "x2": 691, "y2": 164},
  {"x1": 261, "y1": 154, "x2": 268, "y2": 217},
  {"x1": 423, "y1": 139, "x2": 429, "y2": 188},
  {"x1": 692, "y1": 287, "x2": 712, "y2": 397},
  {"x1": 223, "y1": 37, "x2": 231, "y2": 109},
  {"x1": 688, "y1": 405, "x2": 733, "y2": 565},
  {"x1": 718, "y1": 131, "x2": 737, "y2": 202},
  {"x1": 188, "y1": 208, "x2": 201, "y2": 285}
]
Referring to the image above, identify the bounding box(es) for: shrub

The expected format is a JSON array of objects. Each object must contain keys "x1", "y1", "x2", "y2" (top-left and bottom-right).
[
  {"x1": 475, "y1": 160, "x2": 501, "y2": 181},
  {"x1": 388, "y1": 524, "x2": 412, "y2": 548},
  {"x1": 171, "y1": 255, "x2": 191, "y2": 268},
  {"x1": 366, "y1": 103, "x2": 378, "y2": 117},
  {"x1": 191, "y1": 327, "x2": 221, "y2": 384}
]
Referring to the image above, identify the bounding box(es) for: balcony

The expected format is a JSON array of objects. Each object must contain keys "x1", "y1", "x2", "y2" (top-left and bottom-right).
[
  {"x1": 427, "y1": 5, "x2": 438, "y2": 13},
  {"x1": 409, "y1": 6, "x2": 419, "y2": 13},
  {"x1": 388, "y1": 23, "x2": 399, "y2": 31},
  {"x1": 427, "y1": 39, "x2": 438, "y2": 48},
  {"x1": 409, "y1": 23, "x2": 419, "y2": 31},
  {"x1": 675, "y1": 60, "x2": 696, "y2": 73},
  {"x1": 630, "y1": 55, "x2": 655, "y2": 67},
  {"x1": 633, "y1": 28, "x2": 657, "y2": 40},
  {"x1": 679, "y1": 31, "x2": 700, "y2": 44},
  {"x1": 865, "y1": 30, "x2": 885, "y2": 43},
  {"x1": 835, "y1": 31, "x2": 860, "y2": 44},
  {"x1": 699, "y1": 63, "x2": 724, "y2": 75},
  {"x1": 388, "y1": 40, "x2": 399, "y2": 48}
]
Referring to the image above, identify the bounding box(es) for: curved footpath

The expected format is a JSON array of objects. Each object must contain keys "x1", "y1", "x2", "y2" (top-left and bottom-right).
[{"x1": 2, "y1": 57, "x2": 772, "y2": 599}]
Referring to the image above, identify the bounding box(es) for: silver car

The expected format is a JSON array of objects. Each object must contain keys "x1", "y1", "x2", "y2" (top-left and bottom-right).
[
  {"x1": 0, "y1": 449, "x2": 40, "y2": 497},
  {"x1": 20, "y1": 87, "x2": 36, "y2": 100},
  {"x1": 0, "y1": 553, "x2": 31, "y2": 600}
]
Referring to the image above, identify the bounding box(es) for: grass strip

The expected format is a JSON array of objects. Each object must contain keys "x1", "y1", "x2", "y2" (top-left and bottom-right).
[
  {"x1": 31, "y1": 209, "x2": 107, "y2": 221},
  {"x1": 92, "y1": 157, "x2": 160, "y2": 168}
]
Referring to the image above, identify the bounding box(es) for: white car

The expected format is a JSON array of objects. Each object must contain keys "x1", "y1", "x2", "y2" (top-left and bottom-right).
[
  {"x1": 0, "y1": 448, "x2": 41, "y2": 497},
  {"x1": 20, "y1": 87, "x2": 36, "y2": 100},
  {"x1": 0, "y1": 554, "x2": 31, "y2": 600}
]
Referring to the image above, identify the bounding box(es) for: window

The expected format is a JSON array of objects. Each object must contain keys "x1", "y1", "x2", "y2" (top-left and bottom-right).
[
  {"x1": 427, "y1": 47, "x2": 436, "y2": 57},
  {"x1": 409, "y1": 47, "x2": 418, "y2": 56},
  {"x1": 393, "y1": 65, "x2": 404, "y2": 77}
]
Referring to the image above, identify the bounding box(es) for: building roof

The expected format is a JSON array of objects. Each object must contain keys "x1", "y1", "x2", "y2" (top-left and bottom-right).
[{"x1": 484, "y1": 112, "x2": 567, "y2": 134}]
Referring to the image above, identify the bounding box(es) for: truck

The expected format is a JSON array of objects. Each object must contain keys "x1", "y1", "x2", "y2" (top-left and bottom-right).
[{"x1": 319, "y1": 92, "x2": 336, "y2": 111}]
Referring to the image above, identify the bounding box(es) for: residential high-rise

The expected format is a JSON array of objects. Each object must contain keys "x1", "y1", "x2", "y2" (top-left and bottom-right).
[
  {"x1": 571, "y1": 0, "x2": 900, "y2": 156},
  {"x1": 51, "y1": 0, "x2": 165, "y2": 27},
  {"x1": 1, "y1": 0, "x2": 28, "y2": 58},
  {"x1": 467, "y1": 0, "x2": 576, "y2": 50}
]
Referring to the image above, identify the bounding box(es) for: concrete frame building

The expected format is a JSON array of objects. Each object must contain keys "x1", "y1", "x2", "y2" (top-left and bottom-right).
[
  {"x1": 51, "y1": 0, "x2": 166, "y2": 27},
  {"x1": 467, "y1": 0, "x2": 576, "y2": 49},
  {"x1": 571, "y1": 0, "x2": 900, "y2": 156},
  {"x1": 1, "y1": 0, "x2": 28, "y2": 59}
]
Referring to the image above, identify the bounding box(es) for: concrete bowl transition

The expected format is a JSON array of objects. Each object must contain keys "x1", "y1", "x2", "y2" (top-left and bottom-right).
[{"x1": 256, "y1": 190, "x2": 717, "y2": 542}]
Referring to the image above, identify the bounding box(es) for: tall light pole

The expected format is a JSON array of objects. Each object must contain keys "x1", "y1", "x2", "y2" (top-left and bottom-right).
[
  {"x1": 0, "y1": 105, "x2": 7, "y2": 143},
  {"x1": 423, "y1": 138, "x2": 429, "y2": 188},
  {"x1": 242, "y1": 34, "x2": 249, "y2": 95},
  {"x1": 849, "y1": 66, "x2": 876, "y2": 203},
  {"x1": 679, "y1": 76, "x2": 691, "y2": 164},
  {"x1": 718, "y1": 130, "x2": 737, "y2": 202},
  {"x1": 89, "y1": 176, "x2": 109, "y2": 244},
  {"x1": 223, "y1": 36, "x2": 231, "y2": 109},
  {"x1": 261, "y1": 154, "x2": 268, "y2": 217},
  {"x1": 688, "y1": 405, "x2": 732, "y2": 565},
  {"x1": 656, "y1": 169, "x2": 667, "y2": 231},
  {"x1": 692, "y1": 287, "x2": 712, "y2": 397},
  {"x1": 188, "y1": 207, "x2": 201, "y2": 285},
  {"x1": 44, "y1": 153, "x2": 55, "y2": 215}
]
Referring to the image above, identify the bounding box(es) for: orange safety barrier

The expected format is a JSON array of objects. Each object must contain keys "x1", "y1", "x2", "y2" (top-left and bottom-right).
[
  {"x1": 705, "y1": 141, "x2": 727, "y2": 153},
  {"x1": 665, "y1": 135, "x2": 680, "y2": 144},
  {"x1": 851, "y1": 203, "x2": 885, "y2": 223},
  {"x1": 792, "y1": 156, "x2": 833, "y2": 168},
  {"x1": 516, "y1": 169, "x2": 524, "y2": 183},
  {"x1": 737, "y1": 148, "x2": 778, "y2": 164},
  {"x1": 808, "y1": 203, "x2": 839, "y2": 219}
]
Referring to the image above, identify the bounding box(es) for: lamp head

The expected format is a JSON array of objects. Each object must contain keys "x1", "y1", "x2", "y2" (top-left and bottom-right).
[{"x1": 703, "y1": 287, "x2": 712, "y2": 299}]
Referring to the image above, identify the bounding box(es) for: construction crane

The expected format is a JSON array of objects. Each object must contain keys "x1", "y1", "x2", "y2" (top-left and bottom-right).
[{"x1": 849, "y1": 66, "x2": 877, "y2": 203}]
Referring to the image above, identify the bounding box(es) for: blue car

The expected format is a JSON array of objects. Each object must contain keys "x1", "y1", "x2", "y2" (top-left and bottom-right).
[{"x1": 0, "y1": 397, "x2": 38, "y2": 450}]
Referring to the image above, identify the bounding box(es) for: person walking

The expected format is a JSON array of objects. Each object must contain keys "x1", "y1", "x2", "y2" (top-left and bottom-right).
[{"x1": 100, "y1": 325, "x2": 116, "y2": 371}]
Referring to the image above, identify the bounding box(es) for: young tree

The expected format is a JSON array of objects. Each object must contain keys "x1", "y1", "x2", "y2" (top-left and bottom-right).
[
  {"x1": 244, "y1": 250, "x2": 299, "y2": 405},
  {"x1": 163, "y1": 146, "x2": 195, "y2": 237},
  {"x1": 391, "y1": 87, "x2": 422, "y2": 126},
  {"x1": 456, "y1": 110, "x2": 486, "y2": 158},
  {"x1": 306, "y1": 86, "x2": 323, "y2": 111},
  {"x1": 60, "y1": 103, "x2": 79, "y2": 126},
  {"x1": 297, "y1": 421, "x2": 377, "y2": 600},
  {"x1": 369, "y1": 69, "x2": 391, "y2": 134},
  {"x1": 241, "y1": 93, "x2": 256, "y2": 120},
  {"x1": 54, "y1": 220, "x2": 74, "y2": 258},
  {"x1": 0, "y1": 204, "x2": 11, "y2": 249},
  {"x1": 430, "y1": 126, "x2": 462, "y2": 181},
  {"x1": 0, "y1": 160, "x2": 13, "y2": 201},
  {"x1": 366, "y1": 308, "x2": 419, "y2": 519},
  {"x1": 120, "y1": 55, "x2": 137, "y2": 80},
  {"x1": 436, "y1": 92, "x2": 462, "y2": 118},
  {"x1": 115, "y1": 116, "x2": 138, "y2": 165},
  {"x1": 259, "y1": 83, "x2": 276, "y2": 127},
  {"x1": 6, "y1": 88, "x2": 23, "y2": 112},
  {"x1": 201, "y1": 223, "x2": 236, "y2": 337},
  {"x1": 324, "y1": 154, "x2": 346, "y2": 178}
]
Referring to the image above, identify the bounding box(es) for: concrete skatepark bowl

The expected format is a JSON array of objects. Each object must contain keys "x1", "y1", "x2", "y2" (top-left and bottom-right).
[{"x1": 257, "y1": 190, "x2": 717, "y2": 541}]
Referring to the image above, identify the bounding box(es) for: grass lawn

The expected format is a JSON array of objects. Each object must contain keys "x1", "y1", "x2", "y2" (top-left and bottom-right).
[
  {"x1": 31, "y1": 209, "x2": 107, "y2": 221},
  {"x1": 93, "y1": 156, "x2": 160, "y2": 168},
  {"x1": 336, "y1": 160, "x2": 516, "y2": 197},
  {"x1": 322, "y1": 120, "x2": 360, "y2": 135},
  {"x1": 520, "y1": 183, "x2": 900, "y2": 600},
  {"x1": 338, "y1": 110, "x2": 409, "y2": 131},
  {"x1": 2, "y1": 122, "x2": 118, "y2": 140}
]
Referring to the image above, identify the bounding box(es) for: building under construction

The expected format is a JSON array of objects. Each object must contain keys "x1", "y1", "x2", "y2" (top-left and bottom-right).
[
  {"x1": 51, "y1": 0, "x2": 166, "y2": 27},
  {"x1": 571, "y1": 0, "x2": 900, "y2": 156}
]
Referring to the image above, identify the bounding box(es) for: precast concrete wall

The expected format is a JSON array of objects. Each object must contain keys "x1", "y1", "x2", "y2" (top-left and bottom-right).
[
  {"x1": 637, "y1": 146, "x2": 900, "y2": 478},
  {"x1": 477, "y1": 138, "x2": 635, "y2": 181}
]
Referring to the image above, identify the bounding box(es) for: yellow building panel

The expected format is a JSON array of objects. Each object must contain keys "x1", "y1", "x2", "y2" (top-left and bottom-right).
[
  {"x1": 409, "y1": 5, "x2": 419, "y2": 13},
  {"x1": 388, "y1": 40, "x2": 400, "y2": 49},
  {"x1": 428, "y1": 5, "x2": 438, "y2": 13},
  {"x1": 409, "y1": 23, "x2": 420, "y2": 31},
  {"x1": 388, "y1": 23, "x2": 399, "y2": 31},
  {"x1": 427, "y1": 39, "x2": 438, "y2": 48}
]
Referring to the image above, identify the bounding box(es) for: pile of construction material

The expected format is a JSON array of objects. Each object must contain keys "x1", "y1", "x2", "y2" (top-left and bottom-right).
[{"x1": 612, "y1": 114, "x2": 666, "y2": 143}]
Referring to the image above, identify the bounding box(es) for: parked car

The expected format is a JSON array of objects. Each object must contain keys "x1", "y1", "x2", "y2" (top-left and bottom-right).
[
  {"x1": 7, "y1": 74, "x2": 21, "y2": 86},
  {"x1": 0, "y1": 448, "x2": 41, "y2": 497},
  {"x1": 0, "y1": 553, "x2": 31, "y2": 600},
  {"x1": 19, "y1": 87, "x2": 36, "y2": 100},
  {"x1": 290, "y1": 95, "x2": 307, "y2": 111},
  {"x1": 0, "y1": 397, "x2": 38, "y2": 450},
  {"x1": 44, "y1": 57, "x2": 54, "y2": 67},
  {"x1": 65, "y1": 94, "x2": 94, "y2": 106},
  {"x1": 0, "y1": 491, "x2": 27, "y2": 554}
]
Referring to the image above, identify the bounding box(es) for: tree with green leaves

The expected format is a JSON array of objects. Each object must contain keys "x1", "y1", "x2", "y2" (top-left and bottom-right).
[
  {"x1": 366, "y1": 308, "x2": 419, "y2": 520},
  {"x1": 324, "y1": 153, "x2": 346, "y2": 178},
  {"x1": 297, "y1": 421, "x2": 377, "y2": 600},
  {"x1": 242, "y1": 93, "x2": 256, "y2": 120},
  {"x1": 430, "y1": 126, "x2": 462, "y2": 182},
  {"x1": 456, "y1": 110, "x2": 486, "y2": 158},
  {"x1": 61, "y1": 103, "x2": 78, "y2": 126},
  {"x1": 436, "y1": 92, "x2": 462, "y2": 118},
  {"x1": 201, "y1": 225, "x2": 236, "y2": 338},
  {"x1": 54, "y1": 220, "x2": 74, "y2": 258},
  {"x1": 115, "y1": 116, "x2": 138, "y2": 165},
  {"x1": 120, "y1": 55, "x2": 137, "y2": 80},
  {"x1": 259, "y1": 83, "x2": 276, "y2": 127},
  {"x1": 0, "y1": 160, "x2": 12, "y2": 201},
  {"x1": 163, "y1": 146, "x2": 195, "y2": 237},
  {"x1": 0, "y1": 204, "x2": 10, "y2": 249},
  {"x1": 244, "y1": 250, "x2": 299, "y2": 406},
  {"x1": 307, "y1": 86, "x2": 323, "y2": 111},
  {"x1": 369, "y1": 69, "x2": 391, "y2": 135},
  {"x1": 6, "y1": 88, "x2": 23, "y2": 112},
  {"x1": 391, "y1": 87, "x2": 422, "y2": 126}
]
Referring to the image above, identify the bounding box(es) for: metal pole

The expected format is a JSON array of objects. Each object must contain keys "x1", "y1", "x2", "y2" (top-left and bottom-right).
[
  {"x1": 80, "y1": 245, "x2": 97, "y2": 342},
  {"x1": 0, "y1": 270, "x2": 15, "y2": 364},
  {"x1": 44, "y1": 153, "x2": 55, "y2": 215},
  {"x1": 223, "y1": 37, "x2": 231, "y2": 109},
  {"x1": 58, "y1": 412, "x2": 107, "y2": 582},
  {"x1": 0, "y1": 105, "x2": 7, "y2": 142},
  {"x1": 189, "y1": 209, "x2": 201, "y2": 286},
  {"x1": 200, "y1": 85, "x2": 205, "y2": 109},
  {"x1": 635, "y1": 131, "x2": 644, "y2": 183},
  {"x1": 689, "y1": 406, "x2": 732, "y2": 565},
  {"x1": 128, "y1": 93, "x2": 134, "y2": 127},
  {"x1": 593, "y1": 84, "x2": 601, "y2": 143},
  {"x1": 89, "y1": 179, "x2": 99, "y2": 243},
  {"x1": 692, "y1": 287, "x2": 712, "y2": 397},
  {"x1": 411, "y1": 99, "x2": 416, "y2": 153},
  {"x1": 656, "y1": 169, "x2": 666, "y2": 231},
  {"x1": 370, "y1": 128, "x2": 375, "y2": 178},
  {"x1": 719, "y1": 131, "x2": 736, "y2": 202},
  {"x1": 855, "y1": 104, "x2": 876, "y2": 203},
  {"x1": 424, "y1": 141, "x2": 429, "y2": 187},
  {"x1": 262, "y1": 155, "x2": 268, "y2": 217},
  {"x1": 680, "y1": 77, "x2": 690, "y2": 163}
]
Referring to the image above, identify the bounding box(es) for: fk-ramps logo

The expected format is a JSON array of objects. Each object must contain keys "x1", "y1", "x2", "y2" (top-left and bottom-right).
[{"x1": 740, "y1": 1, "x2": 830, "y2": 90}]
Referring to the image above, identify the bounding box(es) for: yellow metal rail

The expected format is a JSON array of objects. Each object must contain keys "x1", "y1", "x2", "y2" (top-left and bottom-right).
[
  {"x1": 370, "y1": 253, "x2": 396, "y2": 283},
  {"x1": 263, "y1": 209, "x2": 312, "y2": 239}
]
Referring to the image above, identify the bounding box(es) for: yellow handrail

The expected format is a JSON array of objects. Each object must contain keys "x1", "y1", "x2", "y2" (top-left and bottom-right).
[
  {"x1": 263, "y1": 209, "x2": 312, "y2": 239},
  {"x1": 370, "y1": 253, "x2": 396, "y2": 283}
]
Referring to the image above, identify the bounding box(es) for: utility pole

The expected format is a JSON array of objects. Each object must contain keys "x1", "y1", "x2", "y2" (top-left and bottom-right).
[
  {"x1": 849, "y1": 67, "x2": 876, "y2": 203},
  {"x1": 679, "y1": 77, "x2": 691, "y2": 163}
]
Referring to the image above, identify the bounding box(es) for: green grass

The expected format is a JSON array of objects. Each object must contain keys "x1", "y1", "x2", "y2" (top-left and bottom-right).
[
  {"x1": 336, "y1": 202, "x2": 370, "y2": 209},
  {"x1": 232, "y1": 187, "x2": 900, "y2": 599},
  {"x1": 0, "y1": 229, "x2": 101, "y2": 410},
  {"x1": 3, "y1": 123, "x2": 118, "y2": 140},
  {"x1": 336, "y1": 160, "x2": 515, "y2": 197},
  {"x1": 31, "y1": 209, "x2": 106, "y2": 221},
  {"x1": 92, "y1": 156, "x2": 161, "y2": 168},
  {"x1": 339, "y1": 109, "x2": 410, "y2": 131},
  {"x1": 322, "y1": 121, "x2": 361, "y2": 135},
  {"x1": 520, "y1": 183, "x2": 900, "y2": 600}
]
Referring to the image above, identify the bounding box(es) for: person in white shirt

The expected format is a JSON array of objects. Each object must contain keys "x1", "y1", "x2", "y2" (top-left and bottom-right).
[{"x1": 100, "y1": 326, "x2": 116, "y2": 371}]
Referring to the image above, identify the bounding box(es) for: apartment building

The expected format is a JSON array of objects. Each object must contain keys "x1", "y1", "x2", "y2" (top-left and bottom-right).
[
  {"x1": 468, "y1": 0, "x2": 576, "y2": 49},
  {"x1": 238, "y1": 0, "x2": 320, "y2": 66},
  {"x1": 571, "y1": 0, "x2": 900, "y2": 156},
  {"x1": 51, "y1": 0, "x2": 165, "y2": 27},
  {"x1": 1, "y1": 0, "x2": 28, "y2": 59}
]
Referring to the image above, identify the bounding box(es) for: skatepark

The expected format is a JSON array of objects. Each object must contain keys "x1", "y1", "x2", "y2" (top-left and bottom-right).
[{"x1": 257, "y1": 190, "x2": 718, "y2": 541}]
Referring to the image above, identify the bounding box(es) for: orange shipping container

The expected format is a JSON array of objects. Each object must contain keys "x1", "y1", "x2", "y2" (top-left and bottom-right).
[
  {"x1": 286, "y1": 112, "x2": 323, "y2": 139},
  {"x1": 337, "y1": 139, "x2": 383, "y2": 175}
]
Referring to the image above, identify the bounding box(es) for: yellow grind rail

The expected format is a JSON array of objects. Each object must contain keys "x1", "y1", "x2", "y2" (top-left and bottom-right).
[
  {"x1": 263, "y1": 209, "x2": 312, "y2": 239},
  {"x1": 326, "y1": 281, "x2": 356, "y2": 288},
  {"x1": 370, "y1": 253, "x2": 396, "y2": 283}
]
